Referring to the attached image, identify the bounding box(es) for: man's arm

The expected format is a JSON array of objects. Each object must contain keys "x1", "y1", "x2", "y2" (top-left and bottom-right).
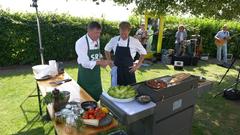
[
  {"x1": 75, "y1": 40, "x2": 108, "y2": 69},
  {"x1": 105, "y1": 51, "x2": 112, "y2": 61},
  {"x1": 175, "y1": 31, "x2": 180, "y2": 42},
  {"x1": 75, "y1": 40, "x2": 96, "y2": 69},
  {"x1": 104, "y1": 38, "x2": 116, "y2": 67},
  {"x1": 184, "y1": 30, "x2": 187, "y2": 40},
  {"x1": 226, "y1": 31, "x2": 230, "y2": 40},
  {"x1": 129, "y1": 38, "x2": 147, "y2": 72},
  {"x1": 96, "y1": 60, "x2": 109, "y2": 68},
  {"x1": 215, "y1": 31, "x2": 220, "y2": 39},
  {"x1": 137, "y1": 54, "x2": 145, "y2": 67}
]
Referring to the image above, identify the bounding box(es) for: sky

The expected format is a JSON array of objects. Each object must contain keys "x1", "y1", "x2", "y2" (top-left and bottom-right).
[{"x1": 0, "y1": 0, "x2": 135, "y2": 21}]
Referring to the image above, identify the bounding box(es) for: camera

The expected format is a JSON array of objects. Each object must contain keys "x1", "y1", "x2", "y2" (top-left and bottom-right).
[{"x1": 30, "y1": 0, "x2": 38, "y2": 8}]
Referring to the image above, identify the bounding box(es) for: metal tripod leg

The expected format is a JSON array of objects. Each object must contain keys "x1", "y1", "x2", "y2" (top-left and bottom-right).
[
  {"x1": 219, "y1": 57, "x2": 236, "y2": 84},
  {"x1": 234, "y1": 68, "x2": 240, "y2": 90},
  {"x1": 36, "y1": 82, "x2": 42, "y2": 116},
  {"x1": 215, "y1": 59, "x2": 240, "y2": 98}
]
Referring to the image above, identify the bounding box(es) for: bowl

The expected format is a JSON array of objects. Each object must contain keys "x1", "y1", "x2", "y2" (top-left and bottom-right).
[
  {"x1": 61, "y1": 91, "x2": 70, "y2": 103},
  {"x1": 57, "y1": 91, "x2": 70, "y2": 109},
  {"x1": 32, "y1": 65, "x2": 50, "y2": 79},
  {"x1": 53, "y1": 91, "x2": 70, "y2": 111},
  {"x1": 32, "y1": 65, "x2": 49, "y2": 74},
  {"x1": 136, "y1": 95, "x2": 151, "y2": 104},
  {"x1": 81, "y1": 101, "x2": 97, "y2": 111}
]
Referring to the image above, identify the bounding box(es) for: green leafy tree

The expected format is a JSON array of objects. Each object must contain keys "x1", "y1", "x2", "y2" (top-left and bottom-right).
[{"x1": 112, "y1": 0, "x2": 240, "y2": 20}]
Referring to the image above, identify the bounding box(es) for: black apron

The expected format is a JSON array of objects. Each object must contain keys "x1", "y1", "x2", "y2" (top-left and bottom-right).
[{"x1": 114, "y1": 37, "x2": 136, "y2": 86}]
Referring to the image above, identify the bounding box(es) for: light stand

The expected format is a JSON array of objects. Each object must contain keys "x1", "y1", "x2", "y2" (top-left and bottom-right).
[
  {"x1": 30, "y1": 0, "x2": 44, "y2": 64},
  {"x1": 29, "y1": 0, "x2": 50, "y2": 121}
]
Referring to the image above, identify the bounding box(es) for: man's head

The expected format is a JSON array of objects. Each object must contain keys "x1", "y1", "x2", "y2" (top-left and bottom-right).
[
  {"x1": 178, "y1": 25, "x2": 185, "y2": 32},
  {"x1": 87, "y1": 21, "x2": 102, "y2": 41},
  {"x1": 119, "y1": 21, "x2": 131, "y2": 40},
  {"x1": 222, "y1": 24, "x2": 228, "y2": 31},
  {"x1": 140, "y1": 23, "x2": 145, "y2": 30}
]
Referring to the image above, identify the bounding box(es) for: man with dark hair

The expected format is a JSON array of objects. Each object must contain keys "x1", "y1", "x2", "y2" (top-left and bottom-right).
[
  {"x1": 75, "y1": 21, "x2": 110, "y2": 101},
  {"x1": 105, "y1": 21, "x2": 147, "y2": 86}
]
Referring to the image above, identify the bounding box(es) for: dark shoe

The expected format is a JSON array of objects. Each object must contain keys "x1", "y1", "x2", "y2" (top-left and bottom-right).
[{"x1": 223, "y1": 62, "x2": 231, "y2": 68}]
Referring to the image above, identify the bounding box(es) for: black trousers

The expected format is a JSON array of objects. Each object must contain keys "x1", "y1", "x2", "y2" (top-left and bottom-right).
[{"x1": 117, "y1": 67, "x2": 136, "y2": 86}]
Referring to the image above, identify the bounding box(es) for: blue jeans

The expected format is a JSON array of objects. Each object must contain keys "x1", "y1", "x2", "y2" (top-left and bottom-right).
[{"x1": 217, "y1": 43, "x2": 227, "y2": 63}]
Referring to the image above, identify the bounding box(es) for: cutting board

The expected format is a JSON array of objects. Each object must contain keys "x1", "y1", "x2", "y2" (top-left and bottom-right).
[{"x1": 170, "y1": 73, "x2": 191, "y2": 84}]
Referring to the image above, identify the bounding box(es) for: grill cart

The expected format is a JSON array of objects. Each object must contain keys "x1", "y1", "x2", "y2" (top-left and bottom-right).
[{"x1": 101, "y1": 75, "x2": 199, "y2": 135}]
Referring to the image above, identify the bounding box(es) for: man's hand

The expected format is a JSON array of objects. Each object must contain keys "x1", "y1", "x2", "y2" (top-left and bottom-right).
[
  {"x1": 108, "y1": 60, "x2": 114, "y2": 68},
  {"x1": 129, "y1": 63, "x2": 141, "y2": 73},
  {"x1": 96, "y1": 60, "x2": 110, "y2": 68},
  {"x1": 129, "y1": 54, "x2": 145, "y2": 73}
]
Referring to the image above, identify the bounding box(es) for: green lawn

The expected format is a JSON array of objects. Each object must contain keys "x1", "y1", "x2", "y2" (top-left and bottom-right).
[{"x1": 0, "y1": 60, "x2": 240, "y2": 135}]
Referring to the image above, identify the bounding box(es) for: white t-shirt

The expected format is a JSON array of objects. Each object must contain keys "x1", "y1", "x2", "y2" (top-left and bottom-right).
[
  {"x1": 104, "y1": 36, "x2": 147, "y2": 59},
  {"x1": 180, "y1": 33, "x2": 184, "y2": 41},
  {"x1": 75, "y1": 34, "x2": 100, "y2": 69}
]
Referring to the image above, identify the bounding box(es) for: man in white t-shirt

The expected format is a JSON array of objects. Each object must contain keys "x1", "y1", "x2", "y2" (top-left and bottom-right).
[{"x1": 105, "y1": 21, "x2": 147, "y2": 86}]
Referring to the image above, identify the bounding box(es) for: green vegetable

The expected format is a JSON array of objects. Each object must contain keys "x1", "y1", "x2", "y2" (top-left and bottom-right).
[
  {"x1": 43, "y1": 89, "x2": 65, "y2": 104},
  {"x1": 107, "y1": 85, "x2": 137, "y2": 99}
]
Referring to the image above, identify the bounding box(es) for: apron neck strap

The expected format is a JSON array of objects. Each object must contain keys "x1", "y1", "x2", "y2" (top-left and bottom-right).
[
  {"x1": 117, "y1": 37, "x2": 130, "y2": 47},
  {"x1": 85, "y1": 35, "x2": 90, "y2": 51}
]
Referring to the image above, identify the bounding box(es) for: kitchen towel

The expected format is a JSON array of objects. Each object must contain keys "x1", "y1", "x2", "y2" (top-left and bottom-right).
[{"x1": 111, "y1": 66, "x2": 118, "y2": 87}]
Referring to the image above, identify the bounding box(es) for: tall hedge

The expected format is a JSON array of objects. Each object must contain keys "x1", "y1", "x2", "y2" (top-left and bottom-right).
[
  {"x1": 1, "y1": 9, "x2": 240, "y2": 67},
  {"x1": 0, "y1": 10, "x2": 122, "y2": 66}
]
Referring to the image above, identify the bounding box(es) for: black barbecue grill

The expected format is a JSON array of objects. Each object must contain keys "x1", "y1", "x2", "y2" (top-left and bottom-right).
[
  {"x1": 133, "y1": 76, "x2": 198, "y2": 102},
  {"x1": 101, "y1": 75, "x2": 198, "y2": 135}
]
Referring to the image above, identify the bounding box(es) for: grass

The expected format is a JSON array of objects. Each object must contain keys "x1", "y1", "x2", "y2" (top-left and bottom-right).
[{"x1": 0, "y1": 60, "x2": 240, "y2": 135}]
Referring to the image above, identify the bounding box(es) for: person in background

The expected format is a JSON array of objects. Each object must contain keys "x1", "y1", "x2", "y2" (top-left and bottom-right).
[
  {"x1": 105, "y1": 21, "x2": 147, "y2": 86},
  {"x1": 146, "y1": 24, "x2": 154, "y2": 52},
  {"x1": 175, "y1": 25, "x2": 187, "y2": 56},
  {"x1": 75, "y1": 21, "x2": 110, "y2": 101},
  {"x1": 135, "y1": 23, "x2": 148, "y2": 49},
  {"x1": 215, "y1": 24, "x2": 230, "y2": 66}
]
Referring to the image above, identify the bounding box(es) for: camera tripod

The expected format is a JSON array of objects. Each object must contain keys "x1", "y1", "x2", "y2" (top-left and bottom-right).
[{"x1": 214, "y1": 57, "x2": 240, "y2": 98}]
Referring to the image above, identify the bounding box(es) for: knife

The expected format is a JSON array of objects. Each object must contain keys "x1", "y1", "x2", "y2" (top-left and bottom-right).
[{"x1": 49, "y1": 79, "x2": 72, "y2": 85}]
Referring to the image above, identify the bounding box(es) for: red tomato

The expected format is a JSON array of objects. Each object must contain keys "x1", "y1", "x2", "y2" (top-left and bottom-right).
[
  {"x1": 99, "y1": 112, "x2": 106, "y2": 118},
  {"x1": 88, "y1": 108, "x2": 95, "y2": 115},
  {"x1": 94, "y1": 109, "x2": 99, "y2": 114},
  {"x1": 84, "y1": 111, "x2": 89, "y2": 115},
  {"x1": 95, "y1": 116, "x2": 102, "y2": 120},
  {"x1": 95, "y1": 107, "x2": 100, "y2": 111},
  {"x1": 82, "y1": 114, "x2": 88, "y2": 119},
  {"x1": 88, "y1": 114, "x2": 95, "y2": 119}
]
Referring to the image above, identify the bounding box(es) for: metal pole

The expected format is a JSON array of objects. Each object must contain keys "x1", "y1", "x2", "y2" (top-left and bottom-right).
[
  {"x1": 35, "y1": 7, "x2": 44, "y2": 65},
  {"x1": 31, "y1": 0, "x2": 44, "y2": 65}
]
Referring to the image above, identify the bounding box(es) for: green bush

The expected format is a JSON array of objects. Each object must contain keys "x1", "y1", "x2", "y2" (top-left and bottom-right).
[
  {"x1": 163, "y1": 16, "x2": 240, "y2": 56},
  {"x1": 1, "y1": 9, "x2": 240, "y2": 67},
  {"x1": 0, "y1": 10, "x2": 119, "y2": 66}
]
